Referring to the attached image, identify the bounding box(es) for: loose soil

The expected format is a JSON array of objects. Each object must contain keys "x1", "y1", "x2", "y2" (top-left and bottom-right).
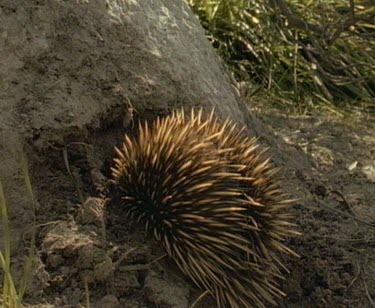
[{"x1": 20, "y1": 106, "x2": 375, "y2": 308}]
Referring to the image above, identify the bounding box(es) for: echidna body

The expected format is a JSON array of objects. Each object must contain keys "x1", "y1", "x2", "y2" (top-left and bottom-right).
[{"x1": 111, "y1": 109, "x2": 298, "y2": 307}]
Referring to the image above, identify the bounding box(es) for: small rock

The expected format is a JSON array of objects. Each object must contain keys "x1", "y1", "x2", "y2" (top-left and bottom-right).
[
  {"x1": 96, "y1": 294, "x2": 121, "y2": 308},
  {"x1": 112, "y1": 269, "x2": 141, "y2": 296},
  {"x1": 94, "y1": 255, "x2": 114, "y2": 282},
  {"x1": 362, "y1": 163, "x2": 375, "y2": 182},
  {"x1": 143, "y1": 270, "x2": 190, "y2": 308}
]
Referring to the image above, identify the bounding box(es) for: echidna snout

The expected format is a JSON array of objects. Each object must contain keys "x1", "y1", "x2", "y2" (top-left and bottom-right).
[{"x1": 111, "y1": 109, "x2": 298, "y2": 307}]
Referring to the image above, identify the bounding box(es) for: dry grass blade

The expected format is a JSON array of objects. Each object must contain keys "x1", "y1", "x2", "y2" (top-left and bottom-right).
[
  {"x1": 190, "y1": 290, "x2": 210, "y2": 308},
  {"x1": 318, "y1": 202, "x2": 375, "y2": 229},
  {"x1": 63, "y1": 146, "x2": 84, "y2": 204},
  {"x1": 84, "y1": 276, "x2": 90, "y2": 308},
  {"x1": 18, "y1": 148, "x2": 36, "y2": 301},
  {"x1": 361, "y1": 266, "x2": 374, "y2": 306}
]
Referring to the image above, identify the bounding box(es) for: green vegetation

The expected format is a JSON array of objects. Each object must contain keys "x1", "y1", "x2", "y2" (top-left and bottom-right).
[
  {"x1": 187, "y1": 0, "x2": 375, "y2": 111},
  {"x1": 0, "y1": 151, "x2": 36, "y2": 308},
  {"x1": 0, "y1": 181, "x2": 19, "y2": 307}
]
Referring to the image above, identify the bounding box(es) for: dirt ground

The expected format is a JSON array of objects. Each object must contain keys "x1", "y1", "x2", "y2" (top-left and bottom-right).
[
  {"x1": 17, "y1": 105, "x2": 374, "y2": 308},
  {"x1": 255, "y1": 107, "x2": 375, "y2": 308}
]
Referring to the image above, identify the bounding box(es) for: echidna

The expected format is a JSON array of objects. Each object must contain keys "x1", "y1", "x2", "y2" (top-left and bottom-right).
[{"x1": 111, "y1": 109, "x2": 298, "y2": 307}]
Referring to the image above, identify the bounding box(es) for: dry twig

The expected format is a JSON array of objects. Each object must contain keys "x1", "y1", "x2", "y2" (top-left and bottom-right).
[{"x1": 315, "y1": 196, "x2": 375, "y2": 228}]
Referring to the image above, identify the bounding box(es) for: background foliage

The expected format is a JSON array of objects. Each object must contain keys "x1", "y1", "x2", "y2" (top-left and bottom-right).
[{"x1": 187, "y1": 0, "x2": 375, "y2": 111}]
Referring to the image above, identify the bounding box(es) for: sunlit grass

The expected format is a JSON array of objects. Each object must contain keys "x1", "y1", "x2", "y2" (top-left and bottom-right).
[{"x1": 187, "y1": 0, "x2": 375, "y2": 111}]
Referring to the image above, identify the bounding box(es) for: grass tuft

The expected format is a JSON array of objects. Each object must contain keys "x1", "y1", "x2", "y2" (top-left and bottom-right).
[
  {"x1": 187, "y1": 0, "x2": 375, "y2": 111},
  {"x1": 0, "y1": 148, "x2": 37, "y2": 307},
  {"x1": 0, "y1": 181, "x2": 20, "y2": 307}
]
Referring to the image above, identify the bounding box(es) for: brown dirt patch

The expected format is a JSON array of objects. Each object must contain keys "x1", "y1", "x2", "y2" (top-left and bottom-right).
[{"x1": 20, "y1": 108, "x2": 375, "y2": 307}]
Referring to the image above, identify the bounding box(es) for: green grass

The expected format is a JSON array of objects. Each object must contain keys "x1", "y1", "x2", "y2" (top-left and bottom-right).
[
  {"x1": 0, "y1": 181, "x2": 19, "y2": 307},
  {"x1": 0, "y1": 149, "x2": 36, "y2": 308},
  {"x1": 187, "y1": 0, "x2": 375, "y2": 111}
]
